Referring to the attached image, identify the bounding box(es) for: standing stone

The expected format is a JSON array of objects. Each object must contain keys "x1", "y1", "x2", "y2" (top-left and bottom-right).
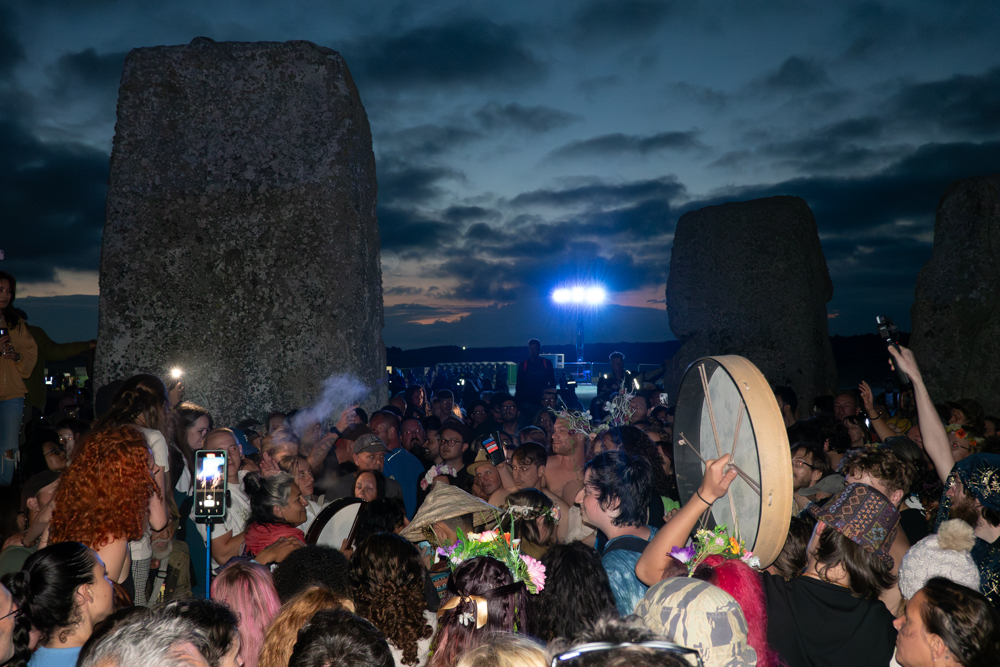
[
  {"x1": 665, "y1": 196, "x2": 837, "y2": 408},
  {"x1": 96, "y1": 38, "x2": 385, "y2": 425},
  {"x1": 910, "y1": 174, "x2": 1000, "y2": 415}
]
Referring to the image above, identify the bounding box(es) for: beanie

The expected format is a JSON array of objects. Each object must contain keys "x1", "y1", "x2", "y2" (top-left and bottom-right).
[{"x1": 897, "y1": 519, "x2": 980, "y2": 599}]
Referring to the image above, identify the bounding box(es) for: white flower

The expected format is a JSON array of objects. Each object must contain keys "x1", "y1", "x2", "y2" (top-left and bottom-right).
[{"x1": 458, "y1": 612, "x2": 474, "y2": 627}]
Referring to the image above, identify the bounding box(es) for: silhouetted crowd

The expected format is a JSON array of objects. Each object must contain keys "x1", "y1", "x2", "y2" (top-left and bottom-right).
[{"x1": 1, "y1": 271, "x2": 999, "y2": 667}]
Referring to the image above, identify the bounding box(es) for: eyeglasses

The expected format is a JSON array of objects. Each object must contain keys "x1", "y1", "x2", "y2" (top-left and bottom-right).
[
  {"x1": 791, "y1": 459, "x2": 819, "y2": 470},
  {"x1": 0, "y1": 604, "x2": 20, "y2": 622},
  {"x1": 551, "y1": 641, "x2": 704, "y2": 667},
  {"x1": 43, "y1": 446, "x2": 66, "y2": 457},
  {"x1": 440, "y1": 438, "x2": 464, "y2": 447}
]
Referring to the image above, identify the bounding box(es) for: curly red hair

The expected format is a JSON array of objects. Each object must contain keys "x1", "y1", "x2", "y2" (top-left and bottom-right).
[{"x1": 49, "y1": 425, "x2": 160, "y2": 548}]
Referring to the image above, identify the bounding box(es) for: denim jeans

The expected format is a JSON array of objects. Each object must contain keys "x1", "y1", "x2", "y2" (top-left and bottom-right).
[{"x1": 0, "y1": 397, "x2": 24, "y2": 486}]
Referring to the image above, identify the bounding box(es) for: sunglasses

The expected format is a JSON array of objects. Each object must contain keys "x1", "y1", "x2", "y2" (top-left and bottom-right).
[{"x1": 551, "y1": 641, "x2": 704, "y2": 667}]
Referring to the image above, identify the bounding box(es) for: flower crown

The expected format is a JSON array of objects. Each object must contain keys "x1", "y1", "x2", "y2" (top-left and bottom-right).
[
  {"x1": 556, "y1": 388, "x2": 637, "y2": 438},
  {"x1": 669, "y1": 524, "x2": 760, "y2": 575},
  {"x1": 946, "y1": 424, "x2": 984, "y2": 446},
  {"x1": 436, "y1": 520, "x2": 546, "y2": 594},
  {"x1": 504, "y1": 503, "x2": 561, "y2": 525},
  {"x1": 420, "y1": 464, "x2": 457, "y2": 490}
]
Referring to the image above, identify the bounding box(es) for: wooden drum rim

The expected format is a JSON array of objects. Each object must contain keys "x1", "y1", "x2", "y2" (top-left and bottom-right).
[{"x1": 673, "y1": 355, "x2": 792, "y2": 568}]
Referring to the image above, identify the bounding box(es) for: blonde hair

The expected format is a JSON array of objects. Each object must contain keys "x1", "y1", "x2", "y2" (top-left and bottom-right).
[
  {"x1": 455, "y1": 633, "x2": 547, "y2": 667},
  {"x1": 257, "y1": 586, "x2": 354, "y2": 667}
]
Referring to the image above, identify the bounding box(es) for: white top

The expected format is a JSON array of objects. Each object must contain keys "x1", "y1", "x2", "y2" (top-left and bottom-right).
[
  {"x1": 129, "y1": 427, "x2": 170, "y2": 561},
  {"x1": 196, "y1": 470, "x2": 251, "y2": 569},
  {"x1": 389, "y1": 610, "x2": 437, "y2": 667}
]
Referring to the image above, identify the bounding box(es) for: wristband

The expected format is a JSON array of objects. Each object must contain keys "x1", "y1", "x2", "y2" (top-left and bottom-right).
[
  {"x1": 330, "y1": 426, "x2": 341, "y2": 436},
  {"x1": 695, "y1": 489, "x2": 713, "y2": 506}
]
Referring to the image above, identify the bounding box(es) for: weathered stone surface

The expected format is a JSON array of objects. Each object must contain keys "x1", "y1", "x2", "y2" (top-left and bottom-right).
[
  {"x1": 910, "y1": 174, "x2": 1000, "y2": 415},
  {"x1": 96, "y1": 38, "x2": 385, "y2": 425},
  {"x1": 665, "y1": 196, "x2": 837, "y2": 407}
]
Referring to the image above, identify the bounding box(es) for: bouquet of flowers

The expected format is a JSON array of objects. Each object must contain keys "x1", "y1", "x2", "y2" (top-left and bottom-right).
[
  {"x1": 669, "y1": 524, "x2": 760, "y2": 576},
  {"x1": 436, "y1": 520, "x2": 546, "y2": 593}
]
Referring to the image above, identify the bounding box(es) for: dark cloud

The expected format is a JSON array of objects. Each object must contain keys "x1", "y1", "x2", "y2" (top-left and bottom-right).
[
  {"x1": 443, "y1": 206, "x2": 500, "y2": 223},
  {"x1": 546, "y1": 131, "x2": 702, "y2": 161},
  {"x1": 890, "y1": 66, "x2": 1000, "y2": 136},
  {"x1": 510, "y1": 176, "x2": 685, "y2": 209},
  {"x1": 385, "y1": 286, "x2": 424, "y2": 296},
  {"x1": 761, "y1": 56, "x2": 830, "y2": 92},
  {"x1": 713, "y1": 116, "x2": 896, "y2": 173},
  {"x1": 473, "y1": 102, "x2": 578, "y2": 133},
  {"x1": 0, "y1": 4, "x2": 24, "y2": 79},
  {"x1": 0, "y1": 120, "x2": 108, "y2": 281},
  {"x1": 572, "y1": 0, "x2": 674, "y2": 44},
  {"x1": 346, "y1": 19, "x2": 545, "y2": 90},
  {"x1": 48, "y1": 48, "x2": 126, "y2": 98},
  {"x1": 377, "y1": 157, "x2": 464, "y2": 205},
  {"x1": 377, "y1": 206, "x2": 459, "y2": 252},
  {"x1": 379, "y1": 124, "x2": 482, "y2": 157}
]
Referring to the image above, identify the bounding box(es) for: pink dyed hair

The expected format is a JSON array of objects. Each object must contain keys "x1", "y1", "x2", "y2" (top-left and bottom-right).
[
  {"x1": 212, "y1": 561, "x2": 282, "y2": 667},
  {"x1": 698, "y1": 555, "x2": 783, "y2": 667}
]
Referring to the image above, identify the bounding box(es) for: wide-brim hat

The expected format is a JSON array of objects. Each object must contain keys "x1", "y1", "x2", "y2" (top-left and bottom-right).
[
  {"x1": 635, "y1": 577, "x2": 757, "y2": 667},
  {"x1": 399, "y1": 484, "x2": 496, "y2": 542},
  {"x1": 808, "y1": 482, "x2": 900, "y2": 566},
  {"x1": 466, "y1": 449, "x2": 494, "y2": 475}
]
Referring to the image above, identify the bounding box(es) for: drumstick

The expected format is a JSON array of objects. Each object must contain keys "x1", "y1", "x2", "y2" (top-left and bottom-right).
[
  {"x1": 698, "y1": 364, "x2": 724, "y2": 458},
  {"x1": 730, "y1": 401, "x2": 744, "y2": 459}
]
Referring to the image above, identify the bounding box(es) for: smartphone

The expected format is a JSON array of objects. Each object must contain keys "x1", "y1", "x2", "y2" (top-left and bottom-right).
[
  {"x1": 482, "y1": 435, "x2": 506, "y2": 467},
  {"x1": 876, "y1": 316, "x2": 911, "y2": 387},
  {"x1": 194, "y1": 450, "x2": 228, "y2": 519},
  {"x1": 0, "y1": 327, "x2": 8, "y2": 338}
]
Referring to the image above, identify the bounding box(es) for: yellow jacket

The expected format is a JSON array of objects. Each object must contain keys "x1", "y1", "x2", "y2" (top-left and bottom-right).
[{"x1": 0, "y1": 319, "x2": 38, "y2": 402}]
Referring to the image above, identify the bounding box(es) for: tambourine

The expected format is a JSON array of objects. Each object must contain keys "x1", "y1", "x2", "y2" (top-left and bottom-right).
[{"x1": 672, "y1": 356, "x2": 793, "y2": 567}]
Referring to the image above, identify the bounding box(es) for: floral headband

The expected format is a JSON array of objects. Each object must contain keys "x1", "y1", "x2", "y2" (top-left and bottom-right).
[
  {"x1": 420, "y1": 464, "x2": 457, "y2": 490},
  {"x1": 556, "y1": 388, "x2": 637, "y2": 438},
  {"x1": 669, "y1": 524, "x2": 760, "y2": 575},
  {"x1": 947, "y1": 424, "x2": 984, "y2": 447},
  {"x1": 504, "y1": 503, "x2": 561, "y2": 524}
]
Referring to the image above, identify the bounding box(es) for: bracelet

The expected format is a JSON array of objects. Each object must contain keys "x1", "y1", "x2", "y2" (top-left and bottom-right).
[
  {"x1": 330, "y1": 427, "x2": 341, "y2": 436},
  {"x1": 695, "y1": 489, "x2": 713, "y2": 506}
]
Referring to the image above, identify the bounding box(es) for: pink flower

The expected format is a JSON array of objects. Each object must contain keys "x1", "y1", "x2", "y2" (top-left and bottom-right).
[
  {"x1": 715, "y1": 537, "x2": 726, "y2": 547},
  {"x1": 521, "y1": 554, "x2": 546, "y2": 592},
  {"x1": 474, "y1": 530, "x2": 498, "y2": 542}
]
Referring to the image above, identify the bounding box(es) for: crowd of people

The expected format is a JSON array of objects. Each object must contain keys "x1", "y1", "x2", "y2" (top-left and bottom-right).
[{"x1": 1, "y1": 269, "x2": 999, "y2": 667}]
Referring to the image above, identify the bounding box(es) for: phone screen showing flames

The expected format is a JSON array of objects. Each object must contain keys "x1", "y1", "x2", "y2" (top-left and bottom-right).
[{"x1": 195, "y1": 451, "x2": 227, "y2": 518}]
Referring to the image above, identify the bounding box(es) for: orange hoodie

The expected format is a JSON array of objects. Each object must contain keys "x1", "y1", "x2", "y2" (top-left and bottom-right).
[{"x1": 0, "y1": 319, "x2": 38, "y2": 402}]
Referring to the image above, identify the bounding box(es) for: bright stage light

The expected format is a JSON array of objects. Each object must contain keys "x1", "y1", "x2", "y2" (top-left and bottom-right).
[
  {"x1": 170, "y1": 368, "x2": 183, "y2": 379},
  {"x1": 552, "y1": 284, "x2": 606, "y2": 305}
]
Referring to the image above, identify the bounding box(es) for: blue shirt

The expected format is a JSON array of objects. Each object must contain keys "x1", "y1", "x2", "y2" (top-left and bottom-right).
[
  {"x1": 384, "y1": 447, "x2": 424, "y2": 519},
  {"x1": 601, "y1": 526, "x2": 658, "y2": 616},
  {"x1": 28, "y1": 646, "x2": 81, "y2": 667}
]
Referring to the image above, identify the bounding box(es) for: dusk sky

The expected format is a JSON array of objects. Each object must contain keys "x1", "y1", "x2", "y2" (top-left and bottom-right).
[{"x1": 3, "y1": 1, "x2": 1000, "y2": 349}]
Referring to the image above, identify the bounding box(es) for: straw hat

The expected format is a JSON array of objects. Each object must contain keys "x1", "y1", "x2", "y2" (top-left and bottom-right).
[{"x1": 400, "y1": 483, "x2": 497, "y2": 542}]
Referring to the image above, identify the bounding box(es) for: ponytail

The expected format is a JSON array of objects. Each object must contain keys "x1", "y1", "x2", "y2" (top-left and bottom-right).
[{"x1": 0, "y1": 542, "x2": 97, "y2": 664}]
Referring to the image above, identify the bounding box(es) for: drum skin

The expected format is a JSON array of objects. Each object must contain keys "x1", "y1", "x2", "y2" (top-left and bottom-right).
[
  {"x1": 673, "y1": 356, "x2": 793, "y2": 568},
  {"x1": 306, "y1": 497, "x2": 363, "y2": 547}
]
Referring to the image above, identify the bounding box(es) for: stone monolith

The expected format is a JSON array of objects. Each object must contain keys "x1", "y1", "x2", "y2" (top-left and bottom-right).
[
  {"x1": 910, "y1": 174, "x2": 1000, "y2": 415},
  {"x1": 665, "y1": 196, "x2": 837, "y2": 408},
  {"x1": 96, "y1": 38, "x2": 385, "y2": 425}
]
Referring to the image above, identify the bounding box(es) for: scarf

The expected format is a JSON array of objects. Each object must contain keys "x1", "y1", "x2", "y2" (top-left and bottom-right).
[{"x1": 243, "y1": 522, "x2": 305, "y2": 557}]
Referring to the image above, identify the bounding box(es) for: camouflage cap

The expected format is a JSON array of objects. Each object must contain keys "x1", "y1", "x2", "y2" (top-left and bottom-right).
[{"x1": 635, "y1": 577, "x2": 757, "y2": 667}]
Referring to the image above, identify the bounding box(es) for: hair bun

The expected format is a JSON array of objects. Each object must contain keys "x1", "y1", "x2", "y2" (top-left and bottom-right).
[{"x1": 242, "y1": 471, "x2": 263, "y2": 496}]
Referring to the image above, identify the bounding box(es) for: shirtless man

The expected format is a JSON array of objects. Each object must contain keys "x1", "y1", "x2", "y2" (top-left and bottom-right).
[
  {"x1": 546, "y1": 416, "x2": 588, "y2": 506},
  {"x1": 489, "y1": 442, "x2": 569, "y2": 541}
]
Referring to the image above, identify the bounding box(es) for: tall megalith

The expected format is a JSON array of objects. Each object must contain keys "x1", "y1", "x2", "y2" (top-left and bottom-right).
[
  {"x1": 665, "y1": 196, "x2": 837, "y2": 408},
  {"x1": 910, "y1": 174, "x2": 1000, "y2": 415},
  {"x1": 96, "y1": 38, "x2": 385, "y2": 425}
]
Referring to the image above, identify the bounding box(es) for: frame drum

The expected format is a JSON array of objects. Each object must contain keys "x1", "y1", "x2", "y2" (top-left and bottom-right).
[
  {"x1": 672, "y1": 356, "x2": 792, "y2": 567},
  {"x1": 306, "y1": 497, "x2": 364, "y2": 548}
]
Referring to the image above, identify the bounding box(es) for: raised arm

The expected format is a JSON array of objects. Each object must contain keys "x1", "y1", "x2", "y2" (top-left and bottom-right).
[
  {"x1": 887, "y1": 345, "x2": 952, "y2": 483},
  {"x1": 859, "y1": 380, "x2": 897, "y2": 442},
  {"x1": 635, "y1": 454, "x2": 737, "y2": 586}
]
